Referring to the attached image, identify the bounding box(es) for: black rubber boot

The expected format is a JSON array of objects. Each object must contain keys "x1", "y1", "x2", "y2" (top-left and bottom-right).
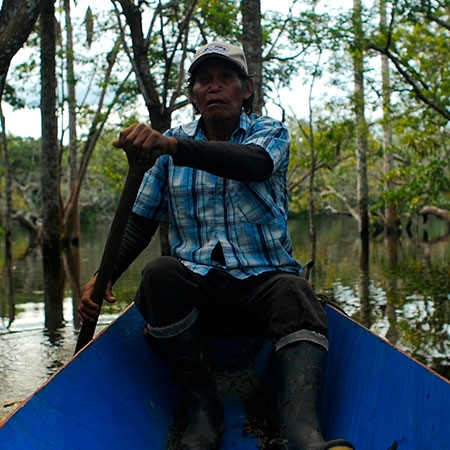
[
  {"x1": 276, "y1": 341, "x2": 354, "y2": 450},
  {"x1": 145, "y1": 322, "x2": 224, "y2": 450},
  {"x1": 174, "y1": 357, "x2": 224, "y2": 450}
]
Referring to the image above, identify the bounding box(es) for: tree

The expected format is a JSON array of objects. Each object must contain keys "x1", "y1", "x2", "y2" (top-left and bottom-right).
[
  {"x1": 369, "y1": 0, "x2": 450, "y2": 122},
  {"x1": 0, "y1": 0, "x2": 41, "y2": 325},
  {"x1": 379, "y1": 0, "x2": 398, "y2": 236},
  {"x1": 40, "y1": 0, "x2": 65, "y2": 329},
  {"x1": 0, "y1": 0, "x2": 41, "y2": 84},
  {"x1": 60, "y1": 7, "x2": 126, "y2": 323},
  {"x1": 351, "y1": 0, "x2": 370, "y2": 239},
  {"x1": 5, "y1": 0, "x2": 449, "y2": 332},
  {"x1": 62, "y1": 0, "x2": 82, "y2": 324},
  {"x1": 367, "y1": 0, "x2": 450, "y2": 225},
  {"x1": 113, "y1": 0, "x2": 195, "y2": 133},
  {"x1": 241, "y1": 0, "x2": 263, "y2": 114},
  {"x1": 353, "y1": 0, "x2": 371, "y2": 324}
]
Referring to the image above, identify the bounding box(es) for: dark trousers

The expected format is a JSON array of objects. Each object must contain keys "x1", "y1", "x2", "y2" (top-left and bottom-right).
[{"x1": 134, "y1": 256, "x2": 328, "y2": 344}]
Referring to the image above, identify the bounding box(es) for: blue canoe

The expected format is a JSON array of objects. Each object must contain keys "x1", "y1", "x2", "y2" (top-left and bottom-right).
[{"x1": 1, "y1": 303, "x2": 449, "y2": 450}]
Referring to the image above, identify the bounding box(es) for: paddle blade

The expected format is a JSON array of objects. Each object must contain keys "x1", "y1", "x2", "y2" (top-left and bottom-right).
[{"x1": 75, "y1": 320, "x2": 98, "y2": 353}]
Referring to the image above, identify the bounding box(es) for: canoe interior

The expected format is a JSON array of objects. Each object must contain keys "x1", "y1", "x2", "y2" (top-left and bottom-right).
[{"x1": 1, "y1": 303, "x2": 449, "y2": 450}]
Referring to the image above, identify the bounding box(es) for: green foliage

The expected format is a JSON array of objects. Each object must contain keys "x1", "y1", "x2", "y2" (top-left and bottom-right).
[
  {"x1": 287, "y1": 112, "x2": 359, "y2": 214},
  {"x1": 6, "y1": 136, "x2": 41, "y2": 214},
  {"x1": 197, "y1": 0, "x2": 240, "y2": 38},
  {"x1": 3, "y1": 84, "x2": 25, "y2": 109},
  {"x1": 3, "y1": 0, "x2": 450, "y2": 230},
  {"x1": 80, "y1": 127, "x2": 128, "y2": 224},
  {"x1": 283, "y1": 0, "x2": 450, "y2": 231},
  {"x1": 378, "y1": 108, "x2": 450, "y2": 214}
]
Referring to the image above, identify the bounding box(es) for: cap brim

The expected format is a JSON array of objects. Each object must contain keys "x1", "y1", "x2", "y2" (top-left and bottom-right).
[{"x1": 188, "y1": 54, "x2": 244, "y2": 74}]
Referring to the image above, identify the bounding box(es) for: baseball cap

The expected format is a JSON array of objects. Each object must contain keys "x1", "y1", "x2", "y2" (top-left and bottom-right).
[{"x1": 189, "y1": 41, "x2": 248, "y2": 75}]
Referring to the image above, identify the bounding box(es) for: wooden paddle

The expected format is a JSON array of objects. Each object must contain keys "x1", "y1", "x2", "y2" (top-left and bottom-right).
[{"x1": 74, "y1": 152, "x2": 153, "y2": 354}]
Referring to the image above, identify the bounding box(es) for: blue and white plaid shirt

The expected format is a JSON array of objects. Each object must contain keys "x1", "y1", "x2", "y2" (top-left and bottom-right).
[{"x1": 133, "y1": 112, "x2": 302, "y2": 279}]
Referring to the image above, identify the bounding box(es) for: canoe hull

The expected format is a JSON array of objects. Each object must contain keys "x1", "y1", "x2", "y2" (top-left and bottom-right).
[
  {"x1": 1, "y1": 304, "x2": 449, "y2": 449},
  {"x1": 324, "y1": 306, "x2": 449, "y2": 449}
]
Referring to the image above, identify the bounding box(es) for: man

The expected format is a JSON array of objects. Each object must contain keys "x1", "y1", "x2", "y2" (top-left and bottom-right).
[{"x1": 79, "y1": 41, "x2": 354, "y2": 450}]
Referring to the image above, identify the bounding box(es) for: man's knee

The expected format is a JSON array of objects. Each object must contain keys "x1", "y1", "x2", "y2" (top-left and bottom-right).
[
  {"x1": 270, "y1": 274, "x2": 328, "y2": 337},
  {"x1": 136, "y1": 256, "x2": 199, "y2": 327},
  {"x1": 276, "y1": 274, "x2": 317, "y2": 305},
  {"x1": 141, "y1": 255, "x2": 182, "y2": 285}
]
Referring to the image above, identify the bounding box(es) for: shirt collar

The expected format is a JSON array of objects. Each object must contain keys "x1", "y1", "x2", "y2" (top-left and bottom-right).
[{"x1": 193, "y1": 112, "x2": 252, "y2": 142}]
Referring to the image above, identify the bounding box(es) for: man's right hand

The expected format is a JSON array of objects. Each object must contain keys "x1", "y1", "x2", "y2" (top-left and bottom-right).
[
  {"x1": 78, "y1": 275, "x2": 116, "y2": 323},
  {"x1": 112, "y1": 123, "x2": 178, "y2": 167}
]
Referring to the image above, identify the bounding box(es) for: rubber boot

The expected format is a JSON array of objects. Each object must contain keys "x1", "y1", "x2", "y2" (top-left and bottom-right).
[
  {"x1": 145, "y1": 321, "x2": 224, "y2": 450},
  {"x1": 174, "y1": 357, "x2": 224, "y2": 450},
  {"x1": 276, "y1": 340, "x2": 354, "y2": 450}
]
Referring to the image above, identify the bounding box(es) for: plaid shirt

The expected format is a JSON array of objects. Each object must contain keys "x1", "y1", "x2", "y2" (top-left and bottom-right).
[{"x1": 133, "y1": 113, "x2": 302, "y2": 279}]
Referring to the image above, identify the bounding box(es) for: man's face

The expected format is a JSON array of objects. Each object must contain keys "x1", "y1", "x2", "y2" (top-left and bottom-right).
[{"x1": 190, "y1": 59, "x2": 253, "y2": 122}]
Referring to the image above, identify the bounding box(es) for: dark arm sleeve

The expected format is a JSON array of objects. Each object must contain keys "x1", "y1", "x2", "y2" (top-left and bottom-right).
[
  {"x1": 172, "y1": 139, "x2": 273, "y2": 182},
  {"x1": 109, "y1": 212, "x2": 160, "y2": 285}
]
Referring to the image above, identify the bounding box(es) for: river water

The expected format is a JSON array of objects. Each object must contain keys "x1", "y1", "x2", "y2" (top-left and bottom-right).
[{"x1": 1, "y1": 214, "x2": 449, "y2": 421}]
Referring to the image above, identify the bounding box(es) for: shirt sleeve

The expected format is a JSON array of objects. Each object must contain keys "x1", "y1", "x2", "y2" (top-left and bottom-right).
[
  {"x1": 132, "y1": 156, "x2": 169, "y2": 220},
  {"x1": 172, "y1": 140, "x2": 273, "y2": 181},
  {"x1": 241, "y1": 115, "x2": 290, "y2": 173}
]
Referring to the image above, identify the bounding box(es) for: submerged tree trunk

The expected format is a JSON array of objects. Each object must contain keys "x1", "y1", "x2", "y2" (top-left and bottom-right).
[
  {"x1": 380, "y1": 0, "x2": 399, "y2": 343},
  {"x1": 306, "y1": 54, "x2": 323, "y2": 242},
  {"x1": 352, "y1": 0, "x2": 371, "y2": 322},
  {"x1": 352, "y1": 0, "x2": 369, "y2": 239},
  {"x1": 41, "y1": 0, "x2": 64, "y2": 330},
  {"x1": 358, "y1": 232, "x2": 371, "y2": 328},
  {"x1": 0, "y1": 0, "x2": 41, "y2": 326},
  {"x1": 385, "y1": 233, "x2": 399, "y2": 344},
  {"x1": 62, "y1": 0, "x2": 81, "y2": 326},
  {"x1": 0, "y1": 85, "x2": 15, "y2": 326},
  {"x1": 380, "y1": 0, "x2": 397, "y2": 236},
  {"x1": 62, "y1": 39, "x2": 124, "y2": 326}
]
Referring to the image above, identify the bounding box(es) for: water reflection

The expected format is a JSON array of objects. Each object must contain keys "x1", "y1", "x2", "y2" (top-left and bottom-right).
[
  {"x1": 289, "y1": 214, "x2": 450, "y2": 379},
  {"x1": 1, "y1": 214, "x2": 449, "y2": 418}
]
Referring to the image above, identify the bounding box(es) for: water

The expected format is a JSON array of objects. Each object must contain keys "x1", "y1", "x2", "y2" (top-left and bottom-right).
[{"x1": 1, "y1": 214, "x2": 449, "y2": 421}]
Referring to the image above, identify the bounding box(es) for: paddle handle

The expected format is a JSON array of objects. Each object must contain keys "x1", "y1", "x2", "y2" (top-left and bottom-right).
[{"x1": 74, "y1": 166, "x2": 146, "y2": 354}]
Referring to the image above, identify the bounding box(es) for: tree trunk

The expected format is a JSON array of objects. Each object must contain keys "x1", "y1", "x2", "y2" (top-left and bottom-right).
[
  {"x1": 0, "y1": 0, "x2": 42, "y2": 78},
  {"x1": 359, "y1": 231, "x2": 371, "y2": 328},
  {"x1": 306, "y1": 55, "x2": 323, "y2": 242},
  {"x1": 384, "y1": 233, "x2": 399, "y2": 345},
  {"x1": 380, "y1": 0, "x2": 399, "y2": 344},
  {"x1": 380, "y1": 0, "x2": 397, "y2": 236},
  {"x1": 115, "y1": 0, "x2": 172, "y2": 132},
  {"x1": 64, "y1": 0, "x2": 78, "y2": 190},
  {"x1": 0, "y1": 0, "x2": 41, "y2": 327},
  {"x1": 41, "y1": 0, "x2": 64, "y2": 330},
  {"x1": 419, "y1": 206, "x2": 450, "y2": 225},
  {"x1": 116, "y1": 0, "x2": 171, "y2": 256},
  {"x1": 0, "y1": 80, "x2": 15, "y2": 326},
  {"x1": 62, "y1": 40, "x2": 124, "y2": 319},
  {"x1": 352, "y1": 0, "x2": 371, "y2": 321},
  {"x1": 241, "y1": 0, "x2": 263, "y2": 115},
  {"x1": 352, "y1": 0, "x2": 370, "y2": 239},
  {"x1": 115, "y1": 0, "x2": 198, "y2": 256},
  {"x1": 62, "y1": 0, "x2": 81, "y2": 326}
]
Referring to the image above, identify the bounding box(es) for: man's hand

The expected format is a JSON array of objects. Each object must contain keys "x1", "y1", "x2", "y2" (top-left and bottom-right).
[
  {"x1": 113, "y1": 123, "x2": 178, "y2": 167},
  {"x1": 78, "y1": 275, "x2": 116, "y2": 323}
]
